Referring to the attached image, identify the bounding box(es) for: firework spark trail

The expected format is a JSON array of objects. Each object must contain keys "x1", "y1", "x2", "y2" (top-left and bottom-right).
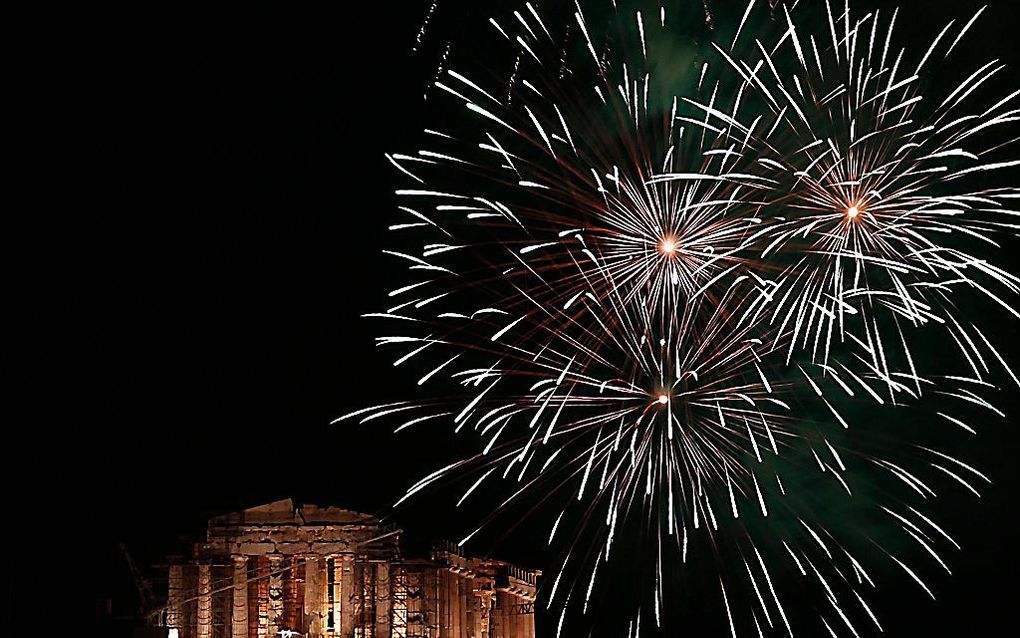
[
  {"x1": 413, "y1": 0, "x2": 441, "y2": 53},
  {"x1": 346, "y1": 1, "x2": 1018, "y2": 635},
  {"x1": 425, "y1": 42, "x2": 453, "y2": 102}
]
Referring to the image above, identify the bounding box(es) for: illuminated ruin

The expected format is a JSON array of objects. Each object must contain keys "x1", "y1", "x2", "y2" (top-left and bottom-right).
[{"x1": 161, "y1": 499, "x2": 540, "y2": 638}]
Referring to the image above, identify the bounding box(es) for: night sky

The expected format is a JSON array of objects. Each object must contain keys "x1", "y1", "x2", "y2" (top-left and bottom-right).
[{"x1": 11, "y1": 0, "x2": 1020, "y2": 635}]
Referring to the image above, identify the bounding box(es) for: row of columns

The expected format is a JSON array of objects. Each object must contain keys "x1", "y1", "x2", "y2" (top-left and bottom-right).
[
  {"x1": 300, "y1": 555, "x2": 369, "y2": 637},
  {"x1": 168, "y1": 564, "x2": 213, "y2": 638},
  {"x1": 436, "y1": 573, "x2": 536, "y2": 638},
  {"x1": 439, "y1": 569, "x2": 475, "y2": 638},
  {"x1": 169, "y1": 555, "x2": 372, "y2": 638},
  {"x1": 490, "y1": 591, "x2": 535, "y2": 638},
  {"x1": 170, "y1": 558, "x2": 534, "y2": 638}
]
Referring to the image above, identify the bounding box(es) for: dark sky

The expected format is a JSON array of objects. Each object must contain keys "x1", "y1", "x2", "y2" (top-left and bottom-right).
[{"x1": 11, "y1": 0, "x2": 1020, "y2": 635}]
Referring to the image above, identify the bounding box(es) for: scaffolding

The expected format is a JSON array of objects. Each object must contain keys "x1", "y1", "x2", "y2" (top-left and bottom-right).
[{"x1": 391, "y1": 561, "x2": 432, "y2": 638}]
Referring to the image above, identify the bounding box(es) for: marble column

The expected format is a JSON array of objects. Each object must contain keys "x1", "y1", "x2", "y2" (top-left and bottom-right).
[
  {"x1": 439, "y1": 570, "x2": 449, "y2": 637},
  {"x1": 197, "y1": 564, "x2": 212, "y2": 638},
  {"x1": 524, "y1": 598, "x2": 534, "y2": 638},
  {"x1": 284, "y1": 557, "x2": 301, "y2": 630},
  {"x1": 256, "y1": 558, "x2": 269, "y2": 638},
  {"x1": 491, "y1": 592, "x2": 505, "y2": 638},
  {"x1": 341, "y1": 556, "x2": 355, "y2": 636},
  {"x1": 513, "y1": 595, "x2": 522, "y2": 638},
  {"x1": 330, "y1": 558, "x2": 342, "y2": 632},
  {"x1": 304, "y1": 556, "x2": 321, "y2": 638},
  {"x1": 376, "y1": 563, "x2": 391, "y2": 638},
  {"x1": 425, "y1": 570, "x2": 439, "y2": 637},
  {"x1": 167, "y1": 565, "x2": 183, "y2": 631},
  {"x1": 268, "y1": 556, "x2": 284, "y2": 637},
  {"x1": 319, "y1": 559, "x2": 330, "y2": 632},
  {"x1": 232, "y1": 556, "x2": 249, "y2": 638},
  {"x1": 472, "y1": 591, "x2": 488, "y2": 638},
  {"x1": 450, "y1": 572, "x2": 461, "y2": 638},
  {"x1": 459, "y1": 576, "x2": 469, "y2": 638},
  {"x1": 505, "y1": 594, "x2": 514, "y2": 638}
]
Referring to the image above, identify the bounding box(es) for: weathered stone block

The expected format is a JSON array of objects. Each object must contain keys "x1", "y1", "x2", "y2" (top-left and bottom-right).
[
  {"x1": 277, "y1": 542, "x2": 311, "y2": 554},
  {"x1": 308, "y1": 541, "x2": 348, "y2": 554},
  {"x1": 235, "y1": 542, "x2": 276, "y2": 555}
]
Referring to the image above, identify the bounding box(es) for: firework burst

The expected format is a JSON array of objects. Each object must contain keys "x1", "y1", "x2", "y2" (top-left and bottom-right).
[
  {"x1": 343, "y1": 1, "x2": 1018, "y2": 635},
  {"x1": 716, "y1": 0, "x2": 1020, "y2": 371}
]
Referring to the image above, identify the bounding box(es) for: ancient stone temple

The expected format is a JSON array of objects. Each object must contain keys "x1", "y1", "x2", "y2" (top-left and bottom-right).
[{"x1": 161, "y1": 499, "x2": 540, "y2": 638}]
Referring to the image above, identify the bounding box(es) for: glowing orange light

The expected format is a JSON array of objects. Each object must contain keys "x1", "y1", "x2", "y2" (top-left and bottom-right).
[
  {"x1": 846, "y1": 205, "x2": 861, "y2": 220},
  {"x1": 660, "y1": 238, "x2": 678, "y2": 255},
  {"x1": 657, "y1": 394, "x2": 669, "y2": 405}
]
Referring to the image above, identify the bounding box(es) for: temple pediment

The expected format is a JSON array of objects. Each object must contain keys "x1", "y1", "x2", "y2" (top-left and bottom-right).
[{"x1": 207, "y1": 498, "x2": 381, "y2": 527}]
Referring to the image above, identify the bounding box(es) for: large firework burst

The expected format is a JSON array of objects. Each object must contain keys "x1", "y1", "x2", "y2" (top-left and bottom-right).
[{"x1": 343, "y1": 1, "x2": 1018, "y2": 635}]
